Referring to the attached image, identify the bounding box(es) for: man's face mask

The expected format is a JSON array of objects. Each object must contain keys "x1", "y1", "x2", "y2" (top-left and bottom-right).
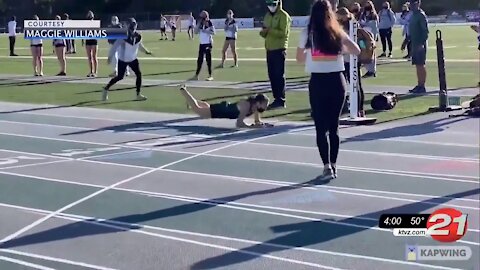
[
  {"x1": 257, "y1": 107, "x2": 265, "y2": 113},
  {"x1": 268, "y1": 4, "x2": 278, "y2": 13}
]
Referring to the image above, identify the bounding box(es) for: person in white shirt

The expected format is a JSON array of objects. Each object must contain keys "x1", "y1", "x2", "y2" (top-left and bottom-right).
[
  {"x1": 30, "y1": 15, "x2": 43, "y2": 76},
  {"x1": 104, "y1": 18, "x2": 152, "y2": 102},
  {"x1": 108, "y1": 16, "x2": 130, "y2": 77},
  {"x1": 296, "y1": 0, "x2": 360, "y2": 181},
  {"x1": 159, "y1": 14, "x2": 168, "y2": 40},
  {"x1": 169, "y1": 18, "x2": 177, "y2": 41},
  {"x1": 8, "y1": 16, "x2": 17, "y2": 56},
  {"x1": 188, "y1": 12, "x2": 195, "y2": 40},
  {"x1": 53, "y1": 15, "x2": 67, "y2": 76},
  {"x1": 192, "y1": 10, "x2": 215, "y2": 81},
  {"x1": 219, "y1": 9, "x2": 238, "y2": 68}
]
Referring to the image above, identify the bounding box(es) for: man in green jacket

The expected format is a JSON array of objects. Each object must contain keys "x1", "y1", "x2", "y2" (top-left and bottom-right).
[
  {"x1": 408, "y1": 0, "x2": 429, "y2": 94},
  {"x1": 260, "y1": 0, "x2": 291, "y2": 110}
]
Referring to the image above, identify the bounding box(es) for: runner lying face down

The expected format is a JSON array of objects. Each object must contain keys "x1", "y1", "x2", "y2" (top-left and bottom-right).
[{"x1": 179, "y1": 85, "x2": 273, "y2": 128}]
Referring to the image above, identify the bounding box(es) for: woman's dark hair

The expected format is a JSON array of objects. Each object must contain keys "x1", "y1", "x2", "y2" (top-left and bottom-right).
[
  {"x1": 363, "y1": 1, "x2": 378, "y2": 21},
  {"x1": 305, "y1": 0, "x2": 343, "y2": 55},
  {"x1": 247, "y1": 94, "x2": 268, "y2": 104}
]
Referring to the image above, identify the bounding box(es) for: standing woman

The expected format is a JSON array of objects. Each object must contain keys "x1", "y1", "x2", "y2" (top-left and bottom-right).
[
  {"x1": 192, "y1": 10, "x2": 215, "y2": 81},
  {"x1": 296, "y1": 0, "x2": 360, "y2": 180},
  {"x1": 53, "y1": 15, "x2": 66, "y2": 76},
  {"x1": 378, "y1": 1, "x2": 396, "y2": 58},
  {"x1": 169, "y1": 17, "x2": 177, "y2": 41},
  {"x1": 160, "y1": 15, "x2": 168, "y2": 40},
  {"x1": 359, "y1": 1, "x2": 378, "y2": 78},
  {"x1": 337, "y1": 8, "x2": 366, "y2": 117},
  {"x1": 219, "y1": 10, "x2": 238, "y2": 68},
  {"x1": 400, "y1": 3, "x2": 412, "y2": 59},
  {"x1": 31, "y1": 15, "x2": 43, "y2": 76},
  {"x1": 83, "y1": 11, "x2": 98, "y2": 77}
]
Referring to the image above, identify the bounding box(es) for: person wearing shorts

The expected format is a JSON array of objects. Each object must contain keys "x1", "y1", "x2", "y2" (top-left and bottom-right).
[
  {"x1": 83, "y1": 11, "x2": 98, "y2": 77},
  {"x1": 179, "y1": 85, "x2": 272, "y2": 128},
  {"x1": 53, "y1": 15, "x2": 66, "y2": 76},
  {"x1": 30, "y1": 15, "x2": 43, "y2": 76},
  {"x1": 188, "y1": 12, "x2": 195, "y2": 40},
  {"x1": 170, "y1": 19, "x2": 177, "y2": 41},
  {"x1": 160, "y1": 15, "x2": 168, "y2": 40},
  {"x1": 219, "y1": 9, "x2": 238, "y2": 68},
  {"x1": 408, "y1": 0, "x2": 429, "y2": 94}
]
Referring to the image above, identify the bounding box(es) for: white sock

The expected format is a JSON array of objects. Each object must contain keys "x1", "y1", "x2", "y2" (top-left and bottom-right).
[{"x1": 324, "y1": 164, "x2": 331, "y2": 170}]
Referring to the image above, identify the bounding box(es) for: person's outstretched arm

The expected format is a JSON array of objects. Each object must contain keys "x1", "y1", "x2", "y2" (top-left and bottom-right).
[{"x1": 139, "y1": 42, "x2": 152, "y2": 55}]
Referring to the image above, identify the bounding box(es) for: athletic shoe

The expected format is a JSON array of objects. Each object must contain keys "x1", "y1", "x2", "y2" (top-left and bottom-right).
[
  {"x1": 206, "y1": 76, "x2": 214, "y2": 81},
  {"x1": 34, "y1": 73, "x2": 39, "y2": 77},
  {"x1": 189, "y1": 75, "x2": 199, "y2": 81},
  {"x1": 378, "y1": 53, "x2": 387, "y2": 58},
  {"x1": 231, "y1": 64, "x2": 238, "y2": 68},
  {"x1": 317, "y1": 167, "x2": 335, "y2": 182},
  {"x1": 102, "y1": 87, "x2": 109, "y2": 102},
  {"x1": 267, "y1": 100, "x2": 286, "y2": 110},
  {"x1": 10, "y1": 54, "x2": 18, "y2": 56},
  {"x1": 332, "y1": 166, "x2": 338, "y2": 179},
  {"x1": 56, "y1": 72, "x2": 66, "y2": 76},
  {"x1": 403, "y1": 55, "x2": 411, "y2": 59},
  {"x1": 361, "y1": 72, "x2": 376, "y2": 79},
  {"x1": 38, "y1": 73, "x2": 43, "y2": 77},
  {"x1": 409, "y1": 86, "x2": 427, "y2": 94},
  {"x1": 388, "y1": 53, "x2": 393, "y2": 58},
  {"x1": 136, "y1": 94, "x2": 147, "y2": 101},
  {"x1": 87, "y1": 73, "x2": 93, "y2": 78}
]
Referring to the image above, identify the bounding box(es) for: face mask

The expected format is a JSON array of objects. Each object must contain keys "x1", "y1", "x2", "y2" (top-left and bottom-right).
[
  {"x1": 268, "y1": 5, "x2": 278, "y2": 13},
  {"x1": 383, "y1": 6, "x2": 388, "y2": 9},
  {"x1": 352, "y1": 9, "x2": 359, "y2": 13},
  {"x1": 257, "y1": 108, "x2": 265, "y2": 113},
  {"x1": 365, "y1": 6, "x2": 372, "y2": 11}
]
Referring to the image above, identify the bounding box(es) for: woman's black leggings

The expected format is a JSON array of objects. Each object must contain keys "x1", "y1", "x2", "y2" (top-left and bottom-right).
[
  {"x1": 343, "y1": 62, "x2": 365, "y2": 112},
  {"x1": 309, "y1": 72, "x2": 346, "y2": 165},
  {"x1": 196, "y1": 43, "x2": 212, "y2": 76},
  {"x1": 106, "y1": 59, "x2": 142, "y2": 94},
  {"x1": 379, "y1": 28, "x2": 393, "y2": 53}
]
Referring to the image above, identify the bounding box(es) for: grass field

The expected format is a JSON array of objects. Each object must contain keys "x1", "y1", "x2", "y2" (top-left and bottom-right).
[{"x1": 0, "y1": 25, "x2": 477, "y2": 123}]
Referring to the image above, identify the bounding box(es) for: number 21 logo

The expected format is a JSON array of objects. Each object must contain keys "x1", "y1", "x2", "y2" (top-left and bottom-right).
[{"x1": 426, "y1": 208, "x2": 468, "y2": 242}]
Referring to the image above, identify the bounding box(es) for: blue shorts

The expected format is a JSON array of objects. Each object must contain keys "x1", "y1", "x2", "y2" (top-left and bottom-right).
[{"x1": 412, "y1": 44, "x2": 427, "y2": 66}]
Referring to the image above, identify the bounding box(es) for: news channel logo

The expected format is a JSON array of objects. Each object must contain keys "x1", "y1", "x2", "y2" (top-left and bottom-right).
[{"x1": 405, "y1": 245, "x2": 472, "y2": 261}]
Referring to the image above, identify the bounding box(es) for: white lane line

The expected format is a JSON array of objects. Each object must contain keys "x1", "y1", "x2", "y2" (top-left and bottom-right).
[
  {"x1": 0, "y1": 125, "x2": 301, "y2": 245},
  {"x1": 0, "y1": 160, "x2": 69, "y2": 170},
  {"x1": 246, "y1": 142, "x2": 480, "y2": 163},
  {"x1": 0, "y1": 250, "x2": 116, "y2": 270},
  {"x1": 5, "y1": 111, "x2": 480, "y2": 148},
  {"x1": 0, "y1": 170, "x2": 478, "y2": 233},
  {"x1": 288, "y1": 132, "x2": 480, "y2": 148},
  {"x1": 0, "y1": 202, "x2": 468, "y2": 270},
  {"x1": 1, "y1": 146, "x2": 478, "y2": 207},
  {"x1": 0, "y1": 130, "x2": 478, "y2": 182},
  {"x1": 157, "y1": 149, "x2": 480, "y2": 184},
  {"x1": 0, "y1": 255, "x2": 55, "y2": 270}
]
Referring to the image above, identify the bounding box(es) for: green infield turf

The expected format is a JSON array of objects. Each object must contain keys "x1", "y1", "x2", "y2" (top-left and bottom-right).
[{"x1": 0, "y1": 25, "x2": 477, "y2": 87}]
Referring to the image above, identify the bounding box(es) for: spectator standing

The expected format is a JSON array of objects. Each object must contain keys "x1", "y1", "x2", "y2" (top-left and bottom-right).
[
  {"x1": 359, "y1": 1, "x2": 378, "y2": 78},
  {"x1": 260, "y1": 0, "x2": 292, "y2": 110},
  {"x1": 219, "y1": 9, "x2": 239, "y2": 68},
  {"x1": 8, "y1": 16, "x2": 17, "y2": 56},
  {"x1": 192, "y1": 10, "x2": 215, "y2": 81},
  {"x1": 378, "y1": 1, "x2": 396, "y2": 58},
  {"x1": 400, "y1": 3, "x2": 412, "y2": 59},
  {"x1": 63, "y1": 13, "x2": 76, "y2": 54},
  {"x1": 296, "y1": 0, "x2": 360, "y2": 180},
  {"x1": 408, "y1": 0, "x2": 429, "y2": 93},
  {"x1": 30, "y1": 15, "x2": 43, "y2": 76}
]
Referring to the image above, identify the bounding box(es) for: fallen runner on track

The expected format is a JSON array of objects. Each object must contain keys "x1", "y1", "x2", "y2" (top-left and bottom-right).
[{"x1": 179, "y1": 85, "x2": 274, "y2": 128}]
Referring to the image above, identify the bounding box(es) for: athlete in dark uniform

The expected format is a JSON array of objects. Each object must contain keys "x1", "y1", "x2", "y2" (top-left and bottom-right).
[{"x1": 179, "y1": 85, "x2": 272, "y2": 128}]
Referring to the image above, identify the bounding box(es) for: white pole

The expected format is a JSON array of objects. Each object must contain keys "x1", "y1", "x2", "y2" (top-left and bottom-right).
[{"x1": 349, "y1": 20, "x2": 359, "y2": 119}]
